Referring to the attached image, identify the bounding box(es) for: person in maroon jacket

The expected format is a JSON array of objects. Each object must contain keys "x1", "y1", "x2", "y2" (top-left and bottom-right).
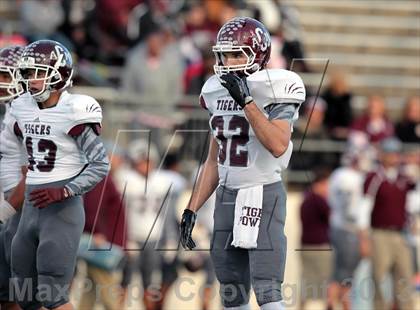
[
  {"x1": 79, "y1": 147, "x2": 128, "y2": 310},
  {"x1": 358, "y1": 137, "x2": 415, "y2": 310},
  {"x1": 299, "y1": 168, "x2": 332, "y2": 308},
  {"x1": 351, "y1": 95, "x2": 394, "y2": 143}
]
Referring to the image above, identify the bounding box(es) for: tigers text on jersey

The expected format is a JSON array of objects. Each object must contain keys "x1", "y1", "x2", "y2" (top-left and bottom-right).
[
  {"x1": 201, "y1": 69, "x2": 305, "y2": 189},
  {"x1": 0, "y1": 104, "x2": 27, "y2": 192},
  {"x1": 11, "y1": 91, "x2": 102, "y2": 185}
]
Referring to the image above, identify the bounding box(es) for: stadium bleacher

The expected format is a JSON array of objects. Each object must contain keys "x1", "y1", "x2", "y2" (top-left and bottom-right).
[{"x1": 295, "y1": 0, "x2": 419, "y2": 106}]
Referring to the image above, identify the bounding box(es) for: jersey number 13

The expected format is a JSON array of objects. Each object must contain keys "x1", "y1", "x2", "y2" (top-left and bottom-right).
[{"x1": 25, "y1": 137, "x2": 57, "y2": 172}]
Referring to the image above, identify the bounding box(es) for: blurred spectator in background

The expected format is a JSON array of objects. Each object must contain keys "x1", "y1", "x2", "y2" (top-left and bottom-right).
[
  {"x1": 357, "y1": 137, "x2": 416, "y2": 310},
  {"x1": 95, "y1": 0, "x2": 141, "y2": 48},
  {"x1": 19, "y1": 0, "x2": 73, "y2": 50},
  {"x1": 121, "y1": 25, "x2": 184, "y2": 152},
  {"x1": 176, "y1": 164, "x2": 216, "y2": 310},
  {"x1": 0, "y1": 33, "x2": 26, "y2": 49},
  {"x1": 178, "y1": 0, "x2": 239, "y2": 66},
  {"x1": 127, "y1": 0, "x2": 185, "y2": 43},
  {"x1": 327, "y1": 132, "x2": 375, "y2": 310},
  {"x1": 322, "y1": 69, "x2": 353, "y2": 140},
  {"x1": 396, "y1": 96, "x2": 420, "y2": 143},
  {"x1": 274, "y1": 0, "x2": 309, "y2": 72},
  {"x1": 121, "y1": 25, "x2": 184, "y2": 110},
  {"x1": 203, "y1": 0, "x2": 238, "y2": 33},
  {"x1": 403, "y1": 147, "x2": 420, "y2": 296},
  {"x1": 183, "y1": 45, "x2": 214, "y2": 95},
  {"x1": 267, "y1": 28, "x2": 287, "y2": 70},
  {"x1": 295, "y1": 96, "x2": 328, "y2": 138},
  {"x1": 155, "y1": 152, "x2": 187, "y2": 310},
  {"x1": 180, "y1": 43, "x2": 215, "y2": 163},
  {"x1": 58, "y1": 0, "x2": 102, "y2": 63},
  {"x1": 79, "y1": 143, "x2": 127, "y2": 310},
  {"x1": 121, "y1": 139, "x2": 171, "y2": 310},
  {"x1": 299, "y1": 168, "x2": 332, "y2": 308},
  {"x1": 291, "y1": 97, "x2": 337, "y2": 171},
  {"x1": 178, "y1": 3, "x2": 210, "y2": 66},
  {"x1": 351, "y1": 95, "x2": 394, "y2": 143},
  {"x1": 182, "y1": 1, "x2": 217, "y2": 36}
]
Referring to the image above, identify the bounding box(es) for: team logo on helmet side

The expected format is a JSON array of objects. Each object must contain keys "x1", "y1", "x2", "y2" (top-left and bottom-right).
[
  {"x1": 18, "y1": 40, "x2": 73, "y2": 102},
  {"x1": 213, "y1": 17, "x2": 271, "y2": 77},
  {"x1": 0, "y1": 45, "x2": 25, "y2": 103},
  {"x1": 253, "y1": 27, "x2": 270, "y2": 52}
]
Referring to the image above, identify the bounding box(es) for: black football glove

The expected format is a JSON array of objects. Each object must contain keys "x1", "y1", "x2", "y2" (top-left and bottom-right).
[
  {"x1": 180, "y1": 209, "x2": 197, "y2": 250},
  {"x1": 220, "y1": 73, "x2": 253, "y2": 108}
]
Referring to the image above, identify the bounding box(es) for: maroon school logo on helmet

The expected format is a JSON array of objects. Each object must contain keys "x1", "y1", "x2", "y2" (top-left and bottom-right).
[
  {"x1": 213, "y1": 17, "x2": 271, "y2": 77},
  {"x1": 19, "y1": 40, "x2": 73, "y2": 100},
  {"x1": 0, "y1": 45, "x2": 24, "y2": 102}
]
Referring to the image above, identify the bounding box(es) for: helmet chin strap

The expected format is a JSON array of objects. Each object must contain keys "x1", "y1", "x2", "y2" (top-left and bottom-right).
[
  {"x1": 33, "y1": 87, "x2": 51, "y2": 103},
  {"x1": 32, "y1": 73, "x2": 55, "y2": 103},
  {"x1": 248, "y1": 63, "x2": 260, "y2": 73}
]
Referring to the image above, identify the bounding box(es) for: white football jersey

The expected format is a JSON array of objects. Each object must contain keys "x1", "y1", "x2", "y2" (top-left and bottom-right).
[
  {"x1": 116, "y1": 168, "x2": 172, "y2": 243},
  {"x1": 328, "y1": 167, "x2": 364, "y2": 229},
  {"x1": 200, "y1": 69, "x2": 305, "y2": 189},
  {"x1": 11, "y1": 91, "x2": 102, "y2": 185},
  {"x1": 0, "y1": 104, "x2": 27, "y2": 192}
]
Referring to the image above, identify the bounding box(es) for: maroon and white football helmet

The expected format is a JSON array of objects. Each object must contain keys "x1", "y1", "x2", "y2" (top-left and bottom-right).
[
  {"x1": 213, "y1": 17, "x2": 271, "y2": 77},
  {"x1": 18, "y1": 40, "x2": 73, "y2": 102},
  {"x1": 0, "y1": 45, "x2": 24, "y2": 103}
]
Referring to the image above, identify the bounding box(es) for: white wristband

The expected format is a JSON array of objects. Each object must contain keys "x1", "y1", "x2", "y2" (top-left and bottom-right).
[
  {"x1": 244, "y1": 96, "x2": 254, "y2": 105},
  {"x1": 0, "y1": 199, "x2": 17, "y2": 223}
]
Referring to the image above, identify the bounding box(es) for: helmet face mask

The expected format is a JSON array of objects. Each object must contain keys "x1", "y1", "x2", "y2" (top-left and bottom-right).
[
  {"x1": 18, "y1": 40, "x2": 73, "y2": 102},
  {"x1": 19, "y1": 60, "x2": 70, "y2": 101},
  {"x1": 213, "y1": 17, "x2": 271, "y2": 78},
  {"x1": 0, "y1": 46, "x2": 25, "y2": 103},
  {"x1": 212, "y1": 43, "x2": 257, "y2": 76},
  {"x1": 0, "y1": 67, "x2": 24, "y2": 103}
]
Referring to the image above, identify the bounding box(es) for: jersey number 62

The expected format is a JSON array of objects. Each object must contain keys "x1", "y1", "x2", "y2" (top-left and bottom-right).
[{"x1": 211, "y1": 115, "x2": 249, "y2": 167}]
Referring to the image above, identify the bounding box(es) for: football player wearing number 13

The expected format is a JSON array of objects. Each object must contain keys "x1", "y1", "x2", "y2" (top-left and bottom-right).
[
  {"x1": 180, "y1": 17, "x2": 305, "y2": 309},
  {"x1": 10, "y1": 40, "x2": 110, "y2": 310}
]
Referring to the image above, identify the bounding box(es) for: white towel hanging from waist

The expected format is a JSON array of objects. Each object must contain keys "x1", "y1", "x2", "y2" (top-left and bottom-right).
[{"x1": 231, "y1": 184, "x2": 264, "y2": 249}]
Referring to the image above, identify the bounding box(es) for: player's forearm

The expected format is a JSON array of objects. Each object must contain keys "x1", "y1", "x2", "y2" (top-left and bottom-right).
[
  {"x1": 65, "y1": 161, "x2": 109, "y2": 196},
  {"x1": 66, "y1": 127, "x2": 110, "y2": 196},
  {"x1": 187, "y1": 159, "x2": 219, "y2": 213},
  {"x1": 244, "y1": 102, "x2": 290, "y2": 157}
]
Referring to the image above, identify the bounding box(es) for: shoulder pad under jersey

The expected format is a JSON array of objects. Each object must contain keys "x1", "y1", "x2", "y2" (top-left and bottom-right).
[
  {"x1": 200, "y1": 75, "x2": 228, "y2": 113},
  {"x1": 247, "y1": 69, "x2": 306, "y2": 108},
  {"x1": 67, "y1": 94, "x2": 102, "y2": 128}
]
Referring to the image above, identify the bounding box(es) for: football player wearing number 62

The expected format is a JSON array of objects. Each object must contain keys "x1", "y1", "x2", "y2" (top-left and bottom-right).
[
  {"x1": 10, "y1": 40, "x2": 110, "y2": 310},
  {"x1": 180, "y1": 17, "x2": 305, "y2": 309}
]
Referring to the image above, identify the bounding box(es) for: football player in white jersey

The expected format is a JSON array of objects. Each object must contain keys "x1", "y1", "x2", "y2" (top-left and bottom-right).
[
  {"x1": 10, "y1": 40, "x2": 109, "y2": 310},
  {"x1": 0, "y1": 44, "x2": 27, "y2": 310},
  {"x1": 180, "y1": 17, "x2": 305, "y2": 309},
  {"x1": 327, "y1": 132, "x2": 375, "y2": 310},
  {"x1": 0, "y1": 45, "x2": 26, "y2": 223}
]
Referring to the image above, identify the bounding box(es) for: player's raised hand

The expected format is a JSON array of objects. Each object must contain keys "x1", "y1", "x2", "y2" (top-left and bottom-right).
[
  {"x1": 220, "y1": 73, "x2": 253, "y2": 108},
  {"x1": 180, "y1": 209, "x2": 197, "y2": 250},
  {"x1": 29, "y1": 187, "x2": 71, "y2": 209}
]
